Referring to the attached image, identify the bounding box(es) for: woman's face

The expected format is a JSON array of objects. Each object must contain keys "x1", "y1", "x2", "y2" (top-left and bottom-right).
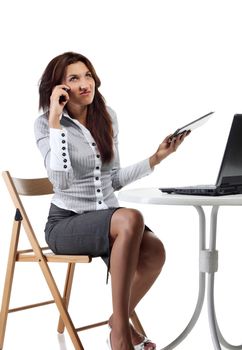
[{"x1": 62, "y1": 61, "x2": 95, "y2": 107}]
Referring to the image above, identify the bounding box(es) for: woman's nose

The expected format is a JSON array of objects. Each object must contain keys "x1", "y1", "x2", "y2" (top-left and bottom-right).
[{"x1": 79, "y1": 79, "x2": 88, "y2": 90}]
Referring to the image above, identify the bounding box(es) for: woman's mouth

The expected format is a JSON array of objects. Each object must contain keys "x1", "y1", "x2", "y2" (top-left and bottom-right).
[{"x1": 80, "y1": 90, "x2": 91, "y2": 96}]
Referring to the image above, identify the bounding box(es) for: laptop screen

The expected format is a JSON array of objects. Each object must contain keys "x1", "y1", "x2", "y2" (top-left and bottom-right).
[{"x1": 216, "y1": 114, "x2": 242, "y2": 186}]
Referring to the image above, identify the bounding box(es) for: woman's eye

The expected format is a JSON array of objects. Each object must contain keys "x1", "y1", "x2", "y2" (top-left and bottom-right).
[
  {"x1": 86, "y1": 72, "x2": 93, "y2": 78},
  {"x1": 70, "y1": 76, "x2": 78, "y2": 81}
]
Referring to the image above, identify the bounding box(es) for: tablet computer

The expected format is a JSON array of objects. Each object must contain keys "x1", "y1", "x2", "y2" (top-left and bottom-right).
[{"x1": 171, "y1": 111, "x2": 214, "y2": 138}]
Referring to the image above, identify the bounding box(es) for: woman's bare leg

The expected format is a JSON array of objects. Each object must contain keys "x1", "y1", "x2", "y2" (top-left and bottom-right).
[
  {"x1": 109, "y1": 222, "x2": 166, "y2": 348},
  {"x1": 128, "y1": 230, "x2": 166, "y2": 345},
  {"x1": 130, "y1": 229, "x2": 165, "y2": 314},
  {"x1": 109, "y1": 208, "x2": 145, "y2": 350}
]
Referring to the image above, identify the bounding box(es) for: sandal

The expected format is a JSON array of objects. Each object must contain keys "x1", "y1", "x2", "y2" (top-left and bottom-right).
[
  {"x1": 134, "y1": 336, "x2": 156, "y2": 350},
  {"x1": 107, "y1": 324, "x2": 156, "y2": 350}
]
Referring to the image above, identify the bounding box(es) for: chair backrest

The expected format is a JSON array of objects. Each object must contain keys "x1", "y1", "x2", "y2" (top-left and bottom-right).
[
  {"x1": 13, "y1": 177, "x2": 53, "y2": 196},
  {"x1": 2, "y1": 171, "x2": 53, "y2": 255},
  {"x1": 2, "y1": 170, "x2": 53, "y2": 219},
  {"x1": 3, "y1": 171, "x2": 53, "y2": 197}
]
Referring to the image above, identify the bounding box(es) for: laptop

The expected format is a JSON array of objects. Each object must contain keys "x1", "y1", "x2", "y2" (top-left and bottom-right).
[{"x1": 160, "y1": 114, "x2": 242, "y2": 196}]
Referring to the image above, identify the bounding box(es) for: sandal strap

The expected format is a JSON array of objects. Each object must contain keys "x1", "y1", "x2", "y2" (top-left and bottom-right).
[{"x1": 134, "y1": 337, "x2": 156, "y2": 350}]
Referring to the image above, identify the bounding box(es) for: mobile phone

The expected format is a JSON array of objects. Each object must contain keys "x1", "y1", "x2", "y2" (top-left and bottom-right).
[
  {"x1": 59, "y1": 95, "x2": 66, "y2": 103},
  {"x1": 59, "y1": 87, "x2": 69, "y2": 104}
]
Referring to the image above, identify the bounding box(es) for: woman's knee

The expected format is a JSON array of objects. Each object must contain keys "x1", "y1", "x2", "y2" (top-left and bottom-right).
[
  {"x1": 110, "y1": 208, "x2": 145, "y2": 240},
  {"x1": 123, "y1": 208, "x2": 145, "y2": 231}
]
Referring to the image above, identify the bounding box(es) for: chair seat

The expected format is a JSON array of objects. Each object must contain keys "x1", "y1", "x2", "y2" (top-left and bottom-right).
[{"x1": 16, "y1": 251, "x2": 92, "y2": 263}]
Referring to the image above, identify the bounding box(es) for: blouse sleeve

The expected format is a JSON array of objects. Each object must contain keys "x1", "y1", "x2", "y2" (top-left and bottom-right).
[
  {"x1": 34, "y1": 114, "x2": 74, "y2": 190},
  {"x1": 109, "y1": 108, "x2": 153, "y2": 191}
]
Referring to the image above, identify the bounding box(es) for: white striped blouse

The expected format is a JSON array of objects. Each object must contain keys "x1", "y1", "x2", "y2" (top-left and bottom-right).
[{"x1": 34, "y1": 106, "x2": 153, "y2": 214}]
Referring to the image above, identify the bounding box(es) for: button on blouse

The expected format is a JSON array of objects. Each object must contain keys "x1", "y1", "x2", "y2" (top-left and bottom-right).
[{"x1": 49, "y1": 128, "x2": 71, "y2": 171}]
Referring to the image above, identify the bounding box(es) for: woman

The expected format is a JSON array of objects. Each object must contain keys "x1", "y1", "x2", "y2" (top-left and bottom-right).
[{"x1": 34, "y1": 51, "x2": 188, "y2": 350}]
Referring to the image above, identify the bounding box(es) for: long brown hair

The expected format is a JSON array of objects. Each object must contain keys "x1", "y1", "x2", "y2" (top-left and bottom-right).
[{"x1": 39, "y1": 52, "x2": 114, "y2": 163}]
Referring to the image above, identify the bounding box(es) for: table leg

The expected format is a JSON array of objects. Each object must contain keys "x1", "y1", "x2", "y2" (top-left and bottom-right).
[
  {"x1": 208, "y1": 206, "x2": 242, "y2": 350},
  {"x1": 206, "y1": 205, "x2": 221, "y2": 350},
  {"x1": 161, "y1": 206, "x2": 206, "y2": 350}
]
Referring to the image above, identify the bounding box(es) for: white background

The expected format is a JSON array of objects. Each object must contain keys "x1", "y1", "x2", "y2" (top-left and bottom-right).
[{"x1": 1, "y1": 0, "x2": 242, "y2": 349}]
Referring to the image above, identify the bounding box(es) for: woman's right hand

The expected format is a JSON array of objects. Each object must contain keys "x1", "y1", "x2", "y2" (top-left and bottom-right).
[
  {"x1": 149, "y1": 131, "x2": 190, "y2": 168},
  {"x1": 48, "y1": 85, "x2": 70, "y2": 128}
]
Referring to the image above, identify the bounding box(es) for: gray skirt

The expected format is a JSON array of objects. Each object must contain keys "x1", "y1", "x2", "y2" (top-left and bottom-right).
[{"x1": 45, "y1": 204, "x2": 120, "y2": 267}]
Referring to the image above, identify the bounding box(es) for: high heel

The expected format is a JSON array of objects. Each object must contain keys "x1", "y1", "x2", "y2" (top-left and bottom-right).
[
  {"x1": 134, "y1": 336, "x2": 156, "y2": 350},
  {"x1": 107, "y1": 325, "x2": 156, "y2": 350}
]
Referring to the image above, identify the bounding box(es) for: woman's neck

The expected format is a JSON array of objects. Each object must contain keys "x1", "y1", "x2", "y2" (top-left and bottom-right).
[{"x1": 67, "y1": 104, "x2": 87, "y2": 126}]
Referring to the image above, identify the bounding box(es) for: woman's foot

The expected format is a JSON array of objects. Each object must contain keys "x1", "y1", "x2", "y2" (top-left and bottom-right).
[
  {"x1": 108, "y1": 328, "x2": 133, "y2": 350},
  {"x1": 130, "y1": 323, "x2": 156, "y2": 350},
  {"x1": 108, "y1": 319, "x2": 156, "y2": 350}
]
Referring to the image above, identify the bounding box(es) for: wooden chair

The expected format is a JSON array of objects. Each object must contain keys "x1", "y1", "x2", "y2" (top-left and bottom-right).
[{"x1": 0, "y1": 171, "x2": 145, "y2": 349}]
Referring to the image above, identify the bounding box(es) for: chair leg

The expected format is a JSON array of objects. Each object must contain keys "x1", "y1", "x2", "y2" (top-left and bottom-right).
[
  {"x1": 57, "y1": 263, "x2": 76, "y2": 333},
  {"x1": 0, "y1": 215, "x2": 21, "y2": 349},
  {"x1": 37, "y1": 259, "x2": 84, "y2": 350},
  {"x1": 130, "y1": 310, "x2": 146, "y2": 337}
]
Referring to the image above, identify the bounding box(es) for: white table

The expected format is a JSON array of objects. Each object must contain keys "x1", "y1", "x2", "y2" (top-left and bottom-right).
[{"x1": 118, "y1": 188, "x2": 242, "y2": 350}]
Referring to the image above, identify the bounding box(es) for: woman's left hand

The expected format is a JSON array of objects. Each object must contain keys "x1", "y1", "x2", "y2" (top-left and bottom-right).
[{"x1": 149, "y1": 131, "x2": 190, "y2": 168}]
